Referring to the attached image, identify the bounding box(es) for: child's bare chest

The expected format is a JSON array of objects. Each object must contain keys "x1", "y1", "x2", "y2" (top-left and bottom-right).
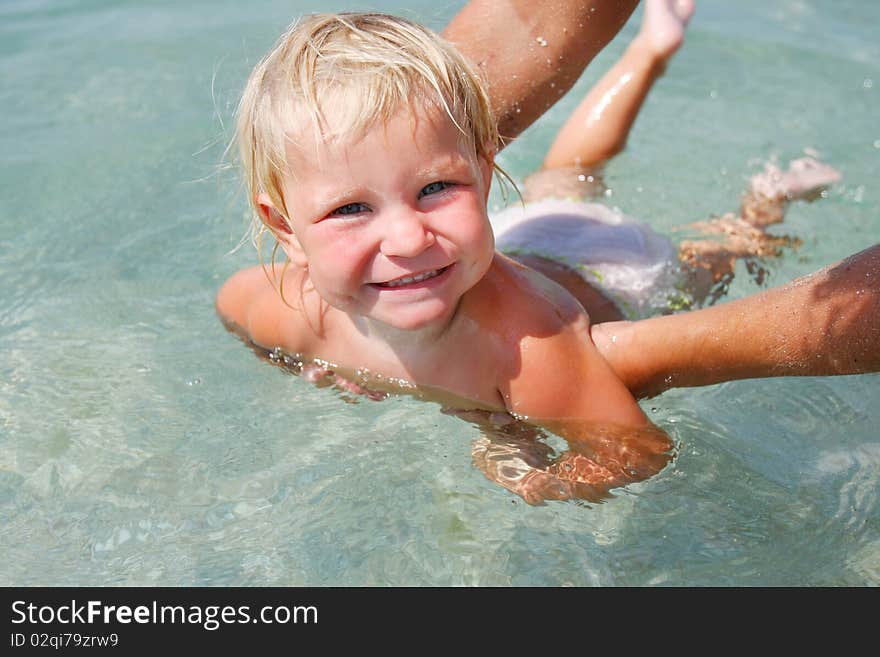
[{"x1": 289, "y1": 308, "x2": 508, "y2": 410}]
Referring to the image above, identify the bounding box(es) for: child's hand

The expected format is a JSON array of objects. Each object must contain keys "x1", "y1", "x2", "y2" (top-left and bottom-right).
[
  {"x1": 525, "y1": 454, "x2": 618, "y2": 505},
  {"x1": 560, "y1": 423, "x2": 673, "y2": 482},
  {"x1": 300, "y1": 363, "x2": 387, "y2": 402},
  {"x1": 470, "y1": 420, "x2": 673, "y2": 506},
  {"x1": 512, "y1": 468, "x2": 605, "y2": 506}
]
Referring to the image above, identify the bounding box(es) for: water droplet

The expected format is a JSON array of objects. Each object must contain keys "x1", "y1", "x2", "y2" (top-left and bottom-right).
[
  {"x1": 536, "y1": 36, "x2": 548, "y2": 47},
  {"x1": 186, "y1": 377, "x2": 202, "y2": 386},
  {"x1": 864, "y1": 78, "x2": 874, "y2": 89},
  {"x1": 604, "y1": 188, "x2": 613, "y2": 197}
]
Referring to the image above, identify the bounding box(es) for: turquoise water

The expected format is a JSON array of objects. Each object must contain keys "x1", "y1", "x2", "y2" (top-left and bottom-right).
[{"x1": 1, "y1": 0, "x2": 878, "y2": 585}]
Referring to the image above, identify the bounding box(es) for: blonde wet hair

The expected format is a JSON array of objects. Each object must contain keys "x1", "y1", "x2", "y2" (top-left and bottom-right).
[{"x1": 235, "y1": 12, "x2": 501, "y2": 247}]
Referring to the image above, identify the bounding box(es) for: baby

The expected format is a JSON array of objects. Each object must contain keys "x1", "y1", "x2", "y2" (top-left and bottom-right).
[
  {"x1": 217, "y1": 11, "x2": 674, "y2": 501},
  {"x1": 217, "y1": 8, "x2": 848, "y2": 505}
]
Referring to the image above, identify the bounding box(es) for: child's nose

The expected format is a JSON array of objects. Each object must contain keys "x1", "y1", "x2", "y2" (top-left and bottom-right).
[{"x1": 379, "y1": 211, "x2": 436, "y2": 258}]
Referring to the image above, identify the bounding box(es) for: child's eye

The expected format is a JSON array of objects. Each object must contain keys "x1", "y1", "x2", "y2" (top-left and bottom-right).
[
  {"x1": 419, "y1": 181, "x2": 453, "y2": 198},
  {"x1": 330, "y1": 202, "x2": 369, "y2": 217}
]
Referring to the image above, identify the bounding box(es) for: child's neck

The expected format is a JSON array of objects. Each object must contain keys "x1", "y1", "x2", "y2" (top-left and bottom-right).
[{"x1": 348, "y1": 298, "x2": 466, "y2": 361}]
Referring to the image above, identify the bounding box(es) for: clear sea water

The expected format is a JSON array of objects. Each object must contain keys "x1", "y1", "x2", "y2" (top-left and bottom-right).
[{"x1": 1, "y1": 0, "x2": 878, "y2": 586}]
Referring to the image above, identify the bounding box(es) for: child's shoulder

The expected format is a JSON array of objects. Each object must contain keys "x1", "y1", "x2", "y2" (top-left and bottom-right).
[
  {"x1": 216, "y1": 263, "x2": 316, "y2": 354},
  {"x1": 470, "y1": 255, "x2": 646, "y2": 425},
  {"x1": 469, "y1": 255, "x2": 590, "y2": 334},
  {"x1": 463, "y1": 255, "x2": 594, "y2": 388}
]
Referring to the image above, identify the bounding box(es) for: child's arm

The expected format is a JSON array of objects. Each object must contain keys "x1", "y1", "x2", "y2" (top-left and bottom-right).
[
  {"x1": 216, "y1": 263, "x2": 312, "y2": 355},
  {"x1": 443, "y1": 0, "x2": 639, "y2": 144},
  {"x1": 593, "y1": 244, "x2": 880, "y2": 398},
  {"x1": 494, "y1": 283, "x2": 674, "y2": 504},
  {"x1": 469, "y1": 409, "x2": 670, "y2": 506}
]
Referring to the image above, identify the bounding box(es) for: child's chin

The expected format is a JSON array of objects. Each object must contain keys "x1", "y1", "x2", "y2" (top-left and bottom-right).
[
  {"x1": 386, "y1": 316, "x2": 442, "y2": 331},
  {"x1": 380, "y1": 306, "x2": 454, "y2": 331}
]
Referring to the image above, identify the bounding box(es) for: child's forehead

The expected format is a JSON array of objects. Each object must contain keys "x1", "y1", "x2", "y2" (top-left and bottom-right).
[{"x1": 283, "y1": 102, "x2": 472, "y2": 170}]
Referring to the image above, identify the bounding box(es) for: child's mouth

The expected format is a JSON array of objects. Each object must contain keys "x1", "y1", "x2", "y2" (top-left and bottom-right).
[{"x1": 374, "y1": 265, "x2": 451, "y2": 289}]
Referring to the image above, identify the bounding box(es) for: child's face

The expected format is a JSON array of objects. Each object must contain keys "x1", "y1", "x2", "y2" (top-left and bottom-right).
[{"x1": 270, "y1": 105, "x2": 495, "y2": 332}]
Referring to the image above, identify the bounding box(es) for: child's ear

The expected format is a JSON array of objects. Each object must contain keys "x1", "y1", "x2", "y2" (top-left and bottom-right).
[{"x1": 256, "y1": 192, "x2": 308, "y2": 268}]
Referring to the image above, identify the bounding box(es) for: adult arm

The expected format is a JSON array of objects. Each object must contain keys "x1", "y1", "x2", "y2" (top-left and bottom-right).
[
  {"x1": 443, "y1": 0, "x2": 640, "y2": 144},
  {"x1": 592, "y1": 244, "x2": 880, "y2": 398}
]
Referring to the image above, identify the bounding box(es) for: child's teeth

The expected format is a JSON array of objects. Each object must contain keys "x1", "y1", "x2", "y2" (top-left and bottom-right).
[{"x1": 385, "y1": 269, "x2": 440, "y2": 287}]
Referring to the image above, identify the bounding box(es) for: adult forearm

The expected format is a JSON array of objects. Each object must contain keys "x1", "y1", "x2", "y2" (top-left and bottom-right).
[
  {"x1": 443, "y1": 0, "x2": 640, "y2": 145},
  {"x1": 594, "y1": 244, "x2": 880, "y2": 398}
]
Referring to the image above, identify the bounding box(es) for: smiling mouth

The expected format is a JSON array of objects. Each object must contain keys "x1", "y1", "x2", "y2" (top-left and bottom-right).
[{"x1": 375, "y1": 265, "x2": 451, "y2": 288}]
